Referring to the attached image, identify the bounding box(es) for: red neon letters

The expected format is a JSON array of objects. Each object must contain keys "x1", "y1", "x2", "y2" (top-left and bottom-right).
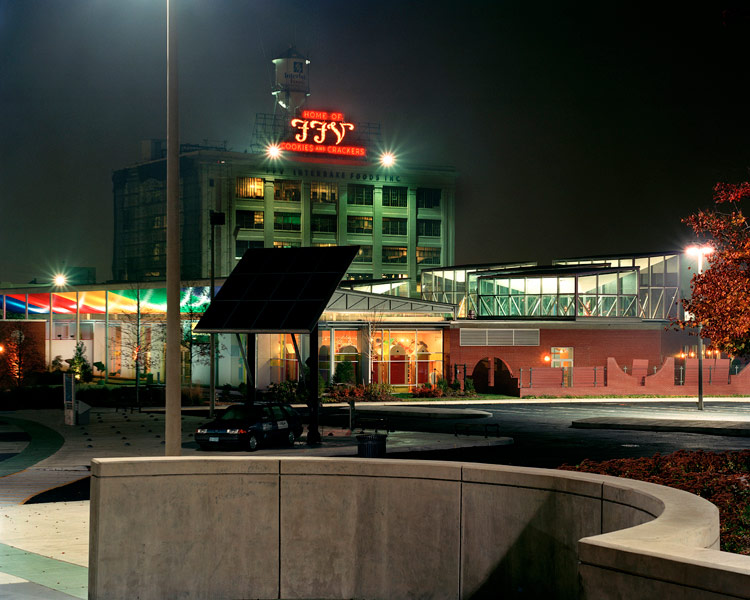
[
  {"x1": 284, "y1": 110, "x2": 366, "y2": 157},
  {"x1": 301, "y1": 110, "x2": 344, "y2": 121}
]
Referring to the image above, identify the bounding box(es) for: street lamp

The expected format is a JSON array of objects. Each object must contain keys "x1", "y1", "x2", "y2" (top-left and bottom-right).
[
  {"x1": 209, "y1": 210, "x2": 225, "y2": 418},
  {"x1": 379, "y1": 152, "x2": 395, "y2": 167},
  {"x1": 165, "y1": 0, "x2": 182, "y2": 455},
  {"x1": 685, "y1": 244, "x2": 714, "y2": 410}
]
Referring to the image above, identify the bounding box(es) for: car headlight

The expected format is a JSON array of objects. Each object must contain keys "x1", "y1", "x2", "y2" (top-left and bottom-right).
[{"x1": 196, "y1": 429, "x2": 207, "y2": 434}]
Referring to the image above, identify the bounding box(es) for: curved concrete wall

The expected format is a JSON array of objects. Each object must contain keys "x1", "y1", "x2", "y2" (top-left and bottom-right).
[{"x1": 88, "y1": 457, "x2": 750, "y2": 599}]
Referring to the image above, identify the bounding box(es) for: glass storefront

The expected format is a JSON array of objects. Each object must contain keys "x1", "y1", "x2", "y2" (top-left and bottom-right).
[{"x1": 371, "y1": 329, "x2": 443, "y2": 390}]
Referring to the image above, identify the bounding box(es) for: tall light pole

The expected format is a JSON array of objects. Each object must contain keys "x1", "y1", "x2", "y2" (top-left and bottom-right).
[
  {"x1": 686, "y1": 245, "x2": 714, "y2": 411},
  {"x1": 165, "y1": 0, "x2": 181, "y2": 455},
  {"x1": 209, "y1": 210, "x2": 225, "y2": 419}
]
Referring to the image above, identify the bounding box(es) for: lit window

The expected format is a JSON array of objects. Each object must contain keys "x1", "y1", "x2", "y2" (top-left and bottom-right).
[
  {"x1": 236, "y1": 177, "x2": 264, "y2": 199},
  {"x1": 274, "y1": 180, "x2": 301, "y2": 202},
  {"x1": 382, "y1": 246, "x2": 408, "y2": 264},
  {"x1": 347, "y1": 215, "x2": 373, "y2": 234},
  {"x1": 311, "y1": 182, "x2": 338, "y2": 203},
  {"x1": 273, "y1": 213, "x2": 301, "y2": 231},
  {"x1": 236, "y1": 210, "x2": 264, "y2": 230},
  {"x1": 416, "y1": 247, "x2": 441, "y2": 265}
]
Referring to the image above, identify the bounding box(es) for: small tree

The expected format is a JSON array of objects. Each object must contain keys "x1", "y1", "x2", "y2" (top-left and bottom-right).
[
  {"x1": 680, "y1": 182, "x2": 750, "y2": 356},
  {"x1": 66, "y1": 342, "x2": 93, "y2": 382},
  {"x1": 0, "y1": 323, "x2": 45, "y2": 387},
  {"x1": 333, "y1": 359, "x2": 356, "y2": 385}
]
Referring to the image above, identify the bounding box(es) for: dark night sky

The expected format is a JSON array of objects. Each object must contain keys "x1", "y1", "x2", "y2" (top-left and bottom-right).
[{"x1": 2, "y1": 1, "x2": 750, "y2": 284}]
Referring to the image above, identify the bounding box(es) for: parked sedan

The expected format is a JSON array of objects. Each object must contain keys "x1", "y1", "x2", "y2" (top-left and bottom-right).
[{"x1": 195, "y1": 403, "x2": 304, "y2": 451}]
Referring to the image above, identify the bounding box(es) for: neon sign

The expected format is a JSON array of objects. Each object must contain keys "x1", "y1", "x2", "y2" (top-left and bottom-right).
[{"x1": 280, "y1": 110, "x2": 367, "y2": 158}]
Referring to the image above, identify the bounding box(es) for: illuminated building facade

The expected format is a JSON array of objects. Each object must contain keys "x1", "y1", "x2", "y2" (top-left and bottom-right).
[
  {"x1": 424, "y1": 251, "x2": 750, "y2": 396},
  {"x1": 112, "y1": 111, "x2": 456, "y2": 297},
  {"x1": 0, "y1": 281, "x2": 453, "y2": 393}
]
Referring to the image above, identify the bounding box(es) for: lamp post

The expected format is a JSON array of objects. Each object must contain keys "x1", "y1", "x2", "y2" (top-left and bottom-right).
[
  {"x1": 165, "y1": 0, "x2": 181, "y2": 455},
  {"x1": 209, "y1": 210, "x2": 225, "y2": 418},
  {"x1": 685, "y1": 245, "x2": 714, "y2": 411}
]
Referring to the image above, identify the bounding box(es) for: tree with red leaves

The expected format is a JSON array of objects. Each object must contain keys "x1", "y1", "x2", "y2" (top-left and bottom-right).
[{"x1": 681, "y1": 182, "x2": 750, "y2": 356}]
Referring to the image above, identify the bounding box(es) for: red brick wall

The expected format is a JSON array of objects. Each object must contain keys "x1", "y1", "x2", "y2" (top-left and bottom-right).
[{"x1": 449, "y1": 327, "x2": 675, "y2": 379}]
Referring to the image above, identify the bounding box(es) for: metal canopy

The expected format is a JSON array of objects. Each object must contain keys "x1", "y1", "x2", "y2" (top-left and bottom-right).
[
  {"x1": 194, "y1": 246, "x2": 358, "y2": 334},
  {"x1": 325, "y1": 289, "x2": 455, "y2": 315}
]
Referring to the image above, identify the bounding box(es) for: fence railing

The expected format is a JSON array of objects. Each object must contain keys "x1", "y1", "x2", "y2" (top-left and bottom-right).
[{"x1": 517, "y1": 364, "x2": 737, "y2": 389}]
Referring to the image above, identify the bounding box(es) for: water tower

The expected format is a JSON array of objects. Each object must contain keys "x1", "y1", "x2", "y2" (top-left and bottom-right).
[{"x1": 271, "y1": 46, "x2": 310, "y2": 114}]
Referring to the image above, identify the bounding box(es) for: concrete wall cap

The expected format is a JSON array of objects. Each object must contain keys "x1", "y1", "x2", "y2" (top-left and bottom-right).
[
  {"x1": 462, "y1": 463, "x2": 604, "y2": 497},
  {"x1": 279, "y1": 456, "x2": 463, "y2": 480},
  {"x1": 91, "y1": 456, "x2": 280, "y2": 477}
]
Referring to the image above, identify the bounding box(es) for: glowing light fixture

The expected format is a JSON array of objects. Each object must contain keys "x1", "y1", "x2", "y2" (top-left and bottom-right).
[
  {"x1": 685, "y1": 243, "x2": 713, "y2": 411},
  {"x1": 0, "y1": 345, "x2": 4, "y2": 353},
  {"x1": 543, "y1": 354, "x2": 551, "y2": 363},
  {"x1": 267, "y1": 144, "x2": 282, "y2": 159},
  {"x1": 380, "y1": 152, "x2": 395, "y2": 167},
  {"x1": 53, "y1": 274, "x2": 67, "y2": 286}
]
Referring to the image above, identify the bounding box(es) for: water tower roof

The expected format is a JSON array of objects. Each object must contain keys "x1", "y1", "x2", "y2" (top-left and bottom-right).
[{"x1": 275, "y1": 46, "x2": 306, "y2": 60}]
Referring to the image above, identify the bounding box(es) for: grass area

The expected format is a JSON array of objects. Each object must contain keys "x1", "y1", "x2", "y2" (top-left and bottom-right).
[{"x1": 560, "y1": 450, "x2": 750, "y2": 555}]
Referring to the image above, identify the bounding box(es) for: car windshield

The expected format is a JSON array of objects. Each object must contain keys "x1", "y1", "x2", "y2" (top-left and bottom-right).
[{"x1": 220, "y1": 406, "x2": 264, "y2": 421}]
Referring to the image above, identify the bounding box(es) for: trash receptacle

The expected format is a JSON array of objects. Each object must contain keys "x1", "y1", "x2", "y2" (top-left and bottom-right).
[{"x1": 356, "y1": 433, "x2": 387, "y2": 458}]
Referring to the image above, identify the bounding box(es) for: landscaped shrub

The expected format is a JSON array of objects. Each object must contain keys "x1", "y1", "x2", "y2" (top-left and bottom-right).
[
  {"x1": 333, "y1": 359, "x2": 356, "y2": 385},
  {"x1": 560, "y1": 449, "x2": 750, "y2": 555},
  {"x1": 325, "y1": 383, "x2": 396, "y2": 403},
  {"x1": 412, "y1": 383, "x2": 444, "y2": 398}
]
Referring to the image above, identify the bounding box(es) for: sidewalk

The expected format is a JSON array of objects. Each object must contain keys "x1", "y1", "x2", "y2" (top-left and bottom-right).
[
  {"x1": 0, "y1": 405, "x2": 509, "y2": 599},
  {"x1": 2, "y1": 399, "x2": 749, "y2": 599}
]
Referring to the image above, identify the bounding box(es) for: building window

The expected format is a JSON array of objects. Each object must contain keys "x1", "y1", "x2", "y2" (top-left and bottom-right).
[
  {"x1": 417, "y1": 219, "x2": 441, "y2": 237},
  {"x1": 347, "y1": 184, "x2": 373, "y2": 206},
  {"x1": 382, "y1": 217, "x2": 408, "y2": 236},
  {"x1": 235, "y1": 239, "x2": 263, "y2": 259},
  {"x1": 345, "y1": 272, "x2": 372, "y2": 280},
  {"x1": 236, "y1": 210, "x2": 264, "y2": 230},
  {"x1": 383, "y1": 186, "x2": 407, "y2": 207},
  {"x1": 417, "y1": 188, "x2": 441, "y2": 209},
  {"x1": 274, "y1": 212, "x2": 301, "y2": 231},
  {"x1": 353, "y1": 246, "x2": 373, "y2": 263},
  {"x1": 382, "y1": 246, "x2": 408, "y2": 264},
  {"x1": 347, "y1": 215, "x2": 373, "y2": 234},
  {"x1": 313, "y1": 243, "x2": 337, "y2": 247},
  {"x1": 311, "y1": 214, "x2": 337, "y2": 233},
  {"x1": 274, "y1": 180, "x2": 301, "y2": 202},
  {"x1": 311, "y1": 181, "x2": 338, "y2": 203},
  {"x1": 417, "y1": 247, "x2": 441, "y2": 265},
  {"x1": 236, "y1": 177, "x2": 264, "y2": 199},
  {"x1": 273, "y1": 241, "x2": 301, "y2": 248}
]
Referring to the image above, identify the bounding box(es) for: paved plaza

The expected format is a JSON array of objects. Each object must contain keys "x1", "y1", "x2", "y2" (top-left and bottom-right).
[{"x1": 1, "y1": 399, "x2": 749, "y2": 598}]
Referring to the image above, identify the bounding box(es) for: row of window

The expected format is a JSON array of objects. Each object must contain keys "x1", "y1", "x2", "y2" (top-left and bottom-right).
[
  {"x1": 236, "y1": 211, "x2": 440, "y2": 237},
  {"x1": 234, "y1": 240, "x2": 440, "y2": 264},
  {"x1": 235, "y1": 177, "x2": 442, "y2": 209}
]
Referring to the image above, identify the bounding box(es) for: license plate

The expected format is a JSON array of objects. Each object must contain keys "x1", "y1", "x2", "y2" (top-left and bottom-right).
[{"x1": 209, "y1": 437, "x2": 219, "y2": 442}]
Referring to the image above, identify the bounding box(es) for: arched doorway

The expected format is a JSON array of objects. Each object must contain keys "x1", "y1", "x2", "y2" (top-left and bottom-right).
[
  {"x1": 471, "y1": 358, "x2": 490, "y2": 393},
  {"x1": 493, "y1": 358, "x2": 519, "y2": 397},
  {"x1": 390, "y1": 343, "x2": 408, "y2": 385},
  {"x1": 470, "y1": 357, "x2": 519, "y2": 396}
]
